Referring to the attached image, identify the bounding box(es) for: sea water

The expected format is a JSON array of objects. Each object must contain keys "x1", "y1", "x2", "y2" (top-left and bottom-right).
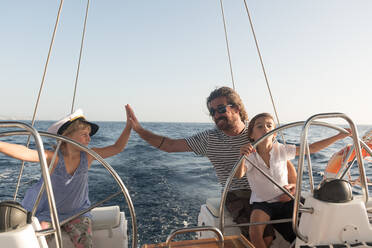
[{"x1": 0, "y1": 121, "x2": 371, "y2": 246}]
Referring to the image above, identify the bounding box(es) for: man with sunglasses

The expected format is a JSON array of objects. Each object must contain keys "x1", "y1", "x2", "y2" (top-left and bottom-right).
[{"x1": 126, "y1": 86, "x2": 296, "y2": 244}]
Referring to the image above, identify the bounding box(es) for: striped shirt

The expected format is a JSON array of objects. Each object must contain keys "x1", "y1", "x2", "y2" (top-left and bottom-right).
[{"x1": 185, "y1": 122, "x2": 251, "y2": 191}]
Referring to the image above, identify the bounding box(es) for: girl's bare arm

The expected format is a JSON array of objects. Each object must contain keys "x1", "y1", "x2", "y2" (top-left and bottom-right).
[{"x1": 0, "y1": 141, "x2": 51, "y2": 162}]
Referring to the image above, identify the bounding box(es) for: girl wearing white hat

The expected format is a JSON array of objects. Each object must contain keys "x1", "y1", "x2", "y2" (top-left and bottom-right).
[{"x1": 0, "y1": 105, "x2": 132, "y2": 248}]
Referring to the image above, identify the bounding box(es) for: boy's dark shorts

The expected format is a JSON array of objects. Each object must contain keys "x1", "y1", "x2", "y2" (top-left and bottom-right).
[{"x1": 252, "y1": 200, "x2": 296, "y2": 242}]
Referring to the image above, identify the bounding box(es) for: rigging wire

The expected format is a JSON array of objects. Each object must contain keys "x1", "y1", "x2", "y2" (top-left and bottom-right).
[
  {"x1": 13, "y1": 0, "x2": 65, "y2": 200},
  {"x1": 242, "y1": 0, "x2": 286, "y2": 142},
  {"x1": 218, "y1": 0, "x2": 236, "y2": 90},
  {"x1": 14, "y1": 0, "x2": 91, "y2": 199},
  {"x1": 71, "y1": 0, "x2": 91, "y2": 114},
  {"x1": 218, "y1": 0, "x2": 284, "y2": 140}
]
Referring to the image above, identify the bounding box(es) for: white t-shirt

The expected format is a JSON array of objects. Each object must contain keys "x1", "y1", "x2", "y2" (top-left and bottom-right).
[{"x1": 245, "y1": 142, "x2": 296, "y2": 203}]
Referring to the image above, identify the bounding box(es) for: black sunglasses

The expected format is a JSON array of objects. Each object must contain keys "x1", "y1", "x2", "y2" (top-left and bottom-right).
[{"x1": 209, "y1": 104, "x2": 233, "y2": 116}]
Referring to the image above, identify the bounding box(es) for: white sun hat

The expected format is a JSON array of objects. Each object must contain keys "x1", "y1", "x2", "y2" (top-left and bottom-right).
[{"x1": 47, "y1": 108, "x2": 99, "y2": 136}]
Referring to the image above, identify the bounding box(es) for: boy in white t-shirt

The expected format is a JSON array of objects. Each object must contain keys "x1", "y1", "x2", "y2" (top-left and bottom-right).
[{"x1": 236, "y1": 112, "x2": 351, "y2": 248}]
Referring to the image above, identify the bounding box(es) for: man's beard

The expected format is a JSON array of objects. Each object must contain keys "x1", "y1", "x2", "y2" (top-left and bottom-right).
[{"x1": 214, "y1": 116, "x2": 234, "y2": 131}]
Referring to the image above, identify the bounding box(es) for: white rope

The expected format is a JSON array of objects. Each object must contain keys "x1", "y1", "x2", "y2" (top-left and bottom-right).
[
  {"x1": 14, "y1": 0, "x2": 65, "y2": 200},
  {"x1": 218, "y1": 0, "x2": 236, "y2": 90},
  {"x1": 71, "y1": 0, "x2": 91, "y2": 114}
]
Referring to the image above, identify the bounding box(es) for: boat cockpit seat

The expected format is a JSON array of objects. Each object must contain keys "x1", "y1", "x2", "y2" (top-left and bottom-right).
[
  {"x1": 205, "y1": 197, "x2": 233, "y2": 218},
  {"x1": 91, "y1": 205, "x2": 121, "y2": 232},
  {"x1": 198, "y1": 198, "x2": 240, "y2": 238},
  {"x1": 0, "y1": 200, "x2": 31, "y2": 233},
  {"x1": 314, "y1": 178, "x2": 353, "y2": 203}
]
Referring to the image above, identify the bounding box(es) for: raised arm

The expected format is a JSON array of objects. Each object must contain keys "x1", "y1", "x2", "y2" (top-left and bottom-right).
[
  {"x1": 0, "y1": 141, "x2": 51, "y2": 163},
  {"x1": 235, "y1": 159, "x2": 247, "y2": 179},
  {"x1": 91, "y1": 105, "x2": 132, "y2": 160},
  {"x1": 235, "y1": 143, "x2": 256, "y2": 179},
  {"x1": 126, "y1": 104, "x2": 191, "y2": 153},
  {"x1": 295, "y1": 129, "x2": 351, "y2": 155}
]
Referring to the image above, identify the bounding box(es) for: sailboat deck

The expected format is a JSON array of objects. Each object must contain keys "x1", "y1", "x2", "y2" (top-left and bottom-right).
[{"x1": 142, "y1": 235, "x2": 253, "y2": 248}]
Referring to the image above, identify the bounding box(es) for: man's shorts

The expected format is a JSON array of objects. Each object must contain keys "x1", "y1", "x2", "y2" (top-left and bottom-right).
[{"x1": 225, "y1": 189, "x2": 275, "y2": 240}]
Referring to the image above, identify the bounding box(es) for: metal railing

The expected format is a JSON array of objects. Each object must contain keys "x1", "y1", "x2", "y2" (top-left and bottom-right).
[{"x1": 0, "y1": 121, "x2": 138, "y2": 248}]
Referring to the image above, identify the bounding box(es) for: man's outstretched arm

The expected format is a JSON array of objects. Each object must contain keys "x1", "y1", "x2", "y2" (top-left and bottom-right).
[{"x1": 126, "y1": 104, "x2": 192, "y2": 153}]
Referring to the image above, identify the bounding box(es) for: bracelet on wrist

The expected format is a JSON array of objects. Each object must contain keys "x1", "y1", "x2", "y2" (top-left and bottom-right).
[{"x1": 157, "y1": 137, "x2": 166, "y2": 149}]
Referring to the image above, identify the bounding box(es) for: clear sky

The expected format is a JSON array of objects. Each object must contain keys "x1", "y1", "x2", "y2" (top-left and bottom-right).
[{"x1": 1, "y1": 1, "x2": 371, "y2": 124}]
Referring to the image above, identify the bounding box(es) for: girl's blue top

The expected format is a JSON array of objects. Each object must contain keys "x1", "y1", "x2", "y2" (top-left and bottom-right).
[{"x1": 22, "y1": 150, "x2": 91, "y2": 222}]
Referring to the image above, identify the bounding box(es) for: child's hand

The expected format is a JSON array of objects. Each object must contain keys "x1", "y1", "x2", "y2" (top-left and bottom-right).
[
  {"x1": 126, "y1": 104, "x2": 142, "y2": 131},
  {"x1": 240, "y1": 143, "x2": 256, "y2": 156},
  {"x1": 278, "y1": 184, "x2": 296, "y2": 202},
  {"x1": 124, "y1": 104, "x2": 132, "y2": 128}
]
